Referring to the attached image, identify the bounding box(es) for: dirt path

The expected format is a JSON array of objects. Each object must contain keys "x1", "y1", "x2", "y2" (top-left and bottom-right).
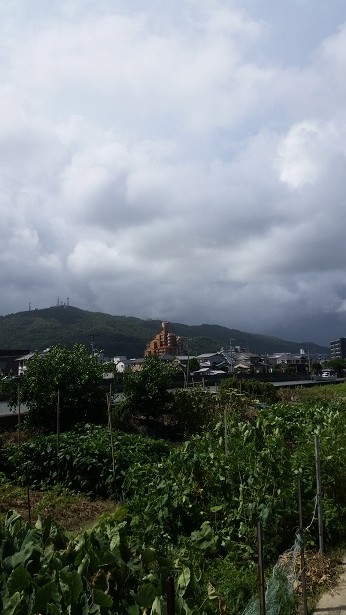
[{"x1": 313, "y1": 554, "x2": 346, "y2": 614}]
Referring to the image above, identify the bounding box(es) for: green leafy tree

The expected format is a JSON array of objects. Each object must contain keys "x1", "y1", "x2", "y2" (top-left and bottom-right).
[
  {"x1": 170, "y1": 388, "x2": 218, "y2": 437},
  {"x1": 188, "y1": 357, "x2": 200, "y2": 372},
  {"x1": 22, "y1": 345, "x2": 106, "y2": 432},
  {"x1": 122, "y1": 356, "x2": 176, "y2": 420},
  {"x1": 324, "y1": 358, "x2": 346, "y2": 376},
  {"x1": 0, "y1": 371, "x2": 18, "y2": 408},
  {"x1": 311, "y1": 362, "x2": 322, "y2": 374}
]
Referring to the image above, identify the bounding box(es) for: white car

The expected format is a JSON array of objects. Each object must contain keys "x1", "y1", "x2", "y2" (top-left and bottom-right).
[{"x1": 321, "y1": 371, "x2": 337, "y2": 380}]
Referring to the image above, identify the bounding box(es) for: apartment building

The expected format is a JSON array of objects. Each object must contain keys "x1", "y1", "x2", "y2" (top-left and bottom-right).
[{"x1": 330, "y1": 337, "x2": 346, "y2": 359}]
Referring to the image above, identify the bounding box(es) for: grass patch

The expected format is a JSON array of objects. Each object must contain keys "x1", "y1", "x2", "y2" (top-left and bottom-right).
[{"x1": 0, "y1": 479, "x2": 116, "y2": 533}]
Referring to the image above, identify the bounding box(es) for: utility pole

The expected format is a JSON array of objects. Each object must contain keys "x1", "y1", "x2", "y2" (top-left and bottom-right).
[
  {"x1": 186, "y1": 339, "x2": 190, "y2": 387},
  {"x1": 91, "y1": 334, "x2": 95, "y2": 356},
  {"x1": 307, "y1": 345, "x2": 311, "y2": 375},
  {"x1": 229, "y1": 338, "x2": 235, "y2": 374}
]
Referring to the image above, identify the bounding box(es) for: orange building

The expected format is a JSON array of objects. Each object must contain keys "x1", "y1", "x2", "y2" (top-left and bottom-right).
[{"x1": 145, "y1": 321, "x2": 185, "y2": 357}]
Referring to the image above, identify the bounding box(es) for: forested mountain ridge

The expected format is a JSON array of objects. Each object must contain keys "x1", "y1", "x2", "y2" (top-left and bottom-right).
[{"x1": 0, "y1": 305, "x2": 329, "y2": 357}]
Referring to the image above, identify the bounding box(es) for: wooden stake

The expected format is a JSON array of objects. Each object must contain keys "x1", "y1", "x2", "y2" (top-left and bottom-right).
[
  {"x1": 27, "y1": 485, "x2": 32, "y2": 524},
  {"x1": 17, "y1": 382, "x2": 21, "y2": 448},
  {"x1": 166, "y1": 576, "x2": 176, "y2": 615},
  {"x1": 223, "y1": 406, "x2": 228, "y2": 456},
  {"x1": 107, "y1": 388, "x2": 115, "y2": 477},
  {"x1": 56, "y1": 389, "x2": 60, "y2": 459},
  {"x1": 314, "y1": 435, "x2": 324, "y2": 555},
  {"x1": 257, "y1": 520, "x2": 266, "y2": 615},
  {"x1": 297, "y1": 477, "x2": 308, "y2": 615}
]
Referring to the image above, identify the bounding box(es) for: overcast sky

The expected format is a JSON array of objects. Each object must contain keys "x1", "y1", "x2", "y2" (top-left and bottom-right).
[{"x1": 1, "y1": 0, "x2": 346, "y2": 345}]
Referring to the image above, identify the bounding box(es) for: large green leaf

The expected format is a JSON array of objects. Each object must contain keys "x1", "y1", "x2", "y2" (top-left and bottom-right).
[
  {"x1": 2, "y1": 591, "x2": 22, "y2": 615},
  {"x1": 59, "y1": 569, "x2": 83, "y2": 602},
  {"x1": 21, "y1": 528, "x2": 41, "y2": 548},
  {"x1": 11, "y1": 542, "x2": 41, "y2": 568},
  {"x1": 46, "y1": 605, "x2": 61, "y2": 615},
  {"x1": 34, "y1": 581, "x2": 61, "y2": 612},
  {"x1": 92, "y1": 588, "x2": 113, "y2": 608},
  {"x1": 136, "y1": 584, "x2": 157, "y2": 608},
  {"x1": 177, "y1": 568, "x2": 191, "y2": 594},
  {"x1": 7, "y1": 564, "x2": 31, "y2": 596},
  {"x1": 5, "y1": 511, "x2": 22, "y2": 532},
  {"x1": 141, "y1": 548, "x2": 157, "y2": 565},
  {"x1": 77, "y1": 553, "x2": 90, "y2": 577},
  {"x1": 151, "y1": 596, "x2": 163, "y2": 614}
]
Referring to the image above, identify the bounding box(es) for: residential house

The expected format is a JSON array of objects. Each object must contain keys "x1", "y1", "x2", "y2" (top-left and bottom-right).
[
  {"x1": 196, "y1": 353, "x2": 227, "y2": 369},
  {"x1": 0, "y1": 349, "x2": 30, "y2": 375},
  {"x1": 16, "y1": 348, "x2": 51, "y2": 376},
  {"x1": 266, "y1": 353, "x2": 308, "y2": 373}
]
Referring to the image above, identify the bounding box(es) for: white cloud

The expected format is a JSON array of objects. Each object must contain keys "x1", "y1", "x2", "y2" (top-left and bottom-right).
[{"x1": 1, "y1": 1, "x2": 346, "y2": 343}]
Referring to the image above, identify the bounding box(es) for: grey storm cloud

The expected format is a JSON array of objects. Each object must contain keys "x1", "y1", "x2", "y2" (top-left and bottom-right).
[{"x1": 1, "y1": 0, "x2": 346, "y2": 344}]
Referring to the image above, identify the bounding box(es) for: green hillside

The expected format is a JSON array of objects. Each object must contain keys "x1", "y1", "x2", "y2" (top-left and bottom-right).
[{"x1": 0, "y1": 305, "x2": 329, "y2": 357}]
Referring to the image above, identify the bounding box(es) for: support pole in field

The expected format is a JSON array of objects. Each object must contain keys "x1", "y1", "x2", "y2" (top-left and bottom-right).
[
  {"x1": 17, "y1": 382, "x2": 21, "y2": 448},
  {"x1": 107, "y1": 384, "x2": 112, "y2": 430},
  {"x1": 27, "y1": 485, "x2": 32, "y2": 524},
  {"x1": 314, "y1": 435, "x2": 324, "y2": 555},
  {"x1": 223, "y1": 406, "x2": 229, "y2": 456},
  {"x1": 166, "y1": 576, "x2": 176, "y2": 615},
  {"x1": 107, "y1": 387, "x2": 115, "y2": 478},
  {"x1": 257, "y1": 520, "x2": 266, "y2": 615},
  {"x1": 297, "y1": 477, "x2": 308, "y2": 615},
  {"x1": 56, "y1": 390, "x2": 60, "y2": 458}
]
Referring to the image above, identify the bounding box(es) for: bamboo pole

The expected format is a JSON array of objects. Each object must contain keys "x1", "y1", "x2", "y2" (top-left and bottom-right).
[
  {"x1": 56, "y1": 390, "x2": 60, "y2": 458},
  {"x1": 257, "y1": 520, "x2": 266, "y2": 615},
  {"x1": 297, "y1": 477, "x2": 308, "y2": 615},
  {"x1": 27, "y1": 485, "x2": 32, "y2": 524},
  {"x1": 107, "y1": 388, "x2": 115, "y2": 477},
  {"x1": 223, "y1": 406, "x2": 228, "y2": 456},
  {"x1": 314, "y1": 435, "x2": 324, "y2": 555},
  {"x1": 166, "y1": 576, "x2": 176, "y2": 615},
  {"x1": 17, "y1": 382, "x2": 21, "y2": 448}
]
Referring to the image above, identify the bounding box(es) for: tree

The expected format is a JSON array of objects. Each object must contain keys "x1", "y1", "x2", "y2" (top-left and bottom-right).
[
  {"x1": 324, "y1": 358, "x2": 346, "y2": 376},
  {"x1": 122, "y1": 356, "x2": 176, "y2": 420},
  {"x1": 170, "y1": 388, "x2": 218, "y2": 437},
  {"x1": 0, "y1": 371, "x2": 19, "y2": 408},
  {"x1": 187, "y1": 357, "x2": 200, "y2": 373},
  {"x1": 22, "y1": 345, "x2": 106, "y2": 432},
  {"x1": 311, "y1": 362, "x2": 322, "y2": 374}
]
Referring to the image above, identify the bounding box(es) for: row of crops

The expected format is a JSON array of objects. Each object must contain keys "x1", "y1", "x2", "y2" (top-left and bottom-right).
[{"x1": 1, "y1": 392, "x2": 346, "y2": 613}]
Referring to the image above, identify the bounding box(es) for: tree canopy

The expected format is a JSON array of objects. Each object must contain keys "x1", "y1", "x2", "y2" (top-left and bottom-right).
[
  {"x1": 122, "y1": 356, "x2": 176, "y2": 420},
  {"x1": 324, "y1": 358, "x2": 346, "y2": 375},
  {"x1": 22, "y1": 345, "x2": 106, "y2": 432}
]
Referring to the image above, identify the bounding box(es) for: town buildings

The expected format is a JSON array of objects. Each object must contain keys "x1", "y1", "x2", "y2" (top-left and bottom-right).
[{"x1": 2, "y1": 319, "x2": 334, "y2": 380}]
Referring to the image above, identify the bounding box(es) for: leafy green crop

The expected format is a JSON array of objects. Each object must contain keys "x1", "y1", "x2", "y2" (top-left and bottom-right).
[
  {"x1": 124, "y1": 399, "x2": 346, "y2": 560},
  {"x1": 0, "y1": 425, "x2": 171, "y2": 499},
  {"x1": 2, "y1": 396, "x2": 346, "y2": 613},
  {"x1": 0, "y1": 509, "x2": 213, "y2": 614}
]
